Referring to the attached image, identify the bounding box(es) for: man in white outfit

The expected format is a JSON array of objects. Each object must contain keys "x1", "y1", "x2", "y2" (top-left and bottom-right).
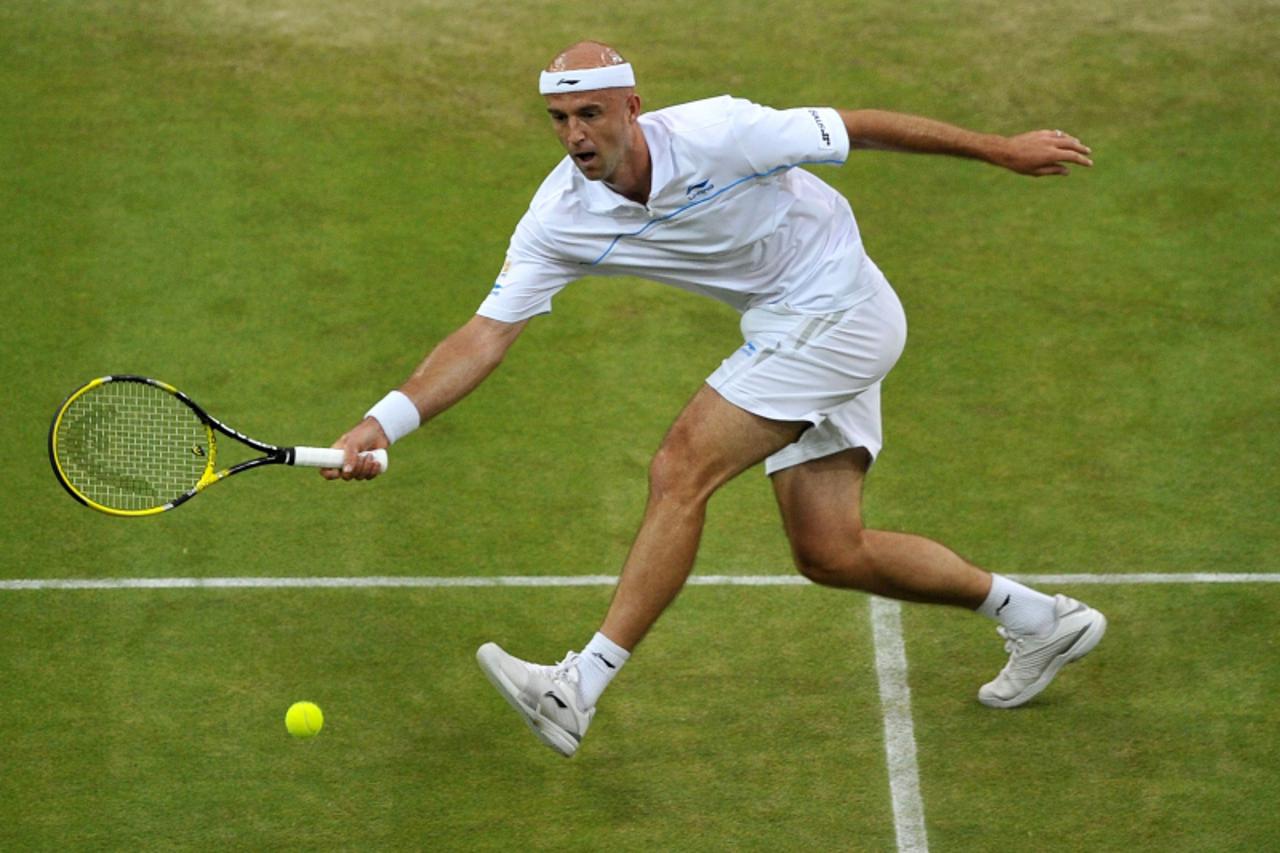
[{"x1": 327, "y1": 41, "x2": 1106, "y2": 757}]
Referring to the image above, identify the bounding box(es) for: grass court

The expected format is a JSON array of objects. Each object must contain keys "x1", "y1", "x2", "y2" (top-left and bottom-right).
[{"x1": 2, "y1": 0, "x2": 1277, "y2": 849}]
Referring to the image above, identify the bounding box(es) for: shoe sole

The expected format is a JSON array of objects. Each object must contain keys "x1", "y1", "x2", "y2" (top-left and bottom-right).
[
  {"x1": 476, "y1": 643, "x2": 579, "y2": 757},
  {"x1": 979, "y1": 610, "x2": 1108, "y2": 709}
]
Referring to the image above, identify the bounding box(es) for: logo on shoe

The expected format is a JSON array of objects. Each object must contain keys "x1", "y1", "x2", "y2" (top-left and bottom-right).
[
  {"x1": 543, "y1": 690, "x2": 568, "y2": 710},
  {"x1": 1061, "y1": 626, "x2": 1090, "y2": 651},
  {"x1": 591, "y1": 652, "x2": 616, "y2": 670}
]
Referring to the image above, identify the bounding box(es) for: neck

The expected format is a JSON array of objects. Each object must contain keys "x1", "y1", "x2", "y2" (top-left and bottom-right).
[{"x1": 605, "y1": 124, "x2": 652, "y2": 205}]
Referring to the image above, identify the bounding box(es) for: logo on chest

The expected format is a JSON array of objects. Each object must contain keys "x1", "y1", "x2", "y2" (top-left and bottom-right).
[{"x1": 685, "y1": 178, "x2": 716, "y2": 201}]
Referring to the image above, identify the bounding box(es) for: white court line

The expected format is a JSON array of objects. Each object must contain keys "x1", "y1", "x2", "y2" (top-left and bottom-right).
[
  {"x1": 1, "y1": 572, "x2": 1278, "y2": 590},
  {"x1": 0, "y1": 574, "x2": 793, "y2": 590},
  {"x1": 1012, "y1": 572, "x2": 1280, "y2": 585},
  {"x1": 870, "y1": 598, "x2": 929, "y2": 853}
]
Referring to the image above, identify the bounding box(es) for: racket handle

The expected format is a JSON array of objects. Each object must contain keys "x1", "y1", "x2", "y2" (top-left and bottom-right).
[{"x1": 292, "y1": 446, "x2": 389, "y2": 473}]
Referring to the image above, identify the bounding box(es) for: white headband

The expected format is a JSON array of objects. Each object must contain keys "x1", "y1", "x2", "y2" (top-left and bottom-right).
[{"x1": 539, "y1": 63, "x2": 636, "y2": 95}]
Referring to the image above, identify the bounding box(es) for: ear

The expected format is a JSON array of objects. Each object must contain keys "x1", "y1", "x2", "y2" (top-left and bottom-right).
[{"x1": 625, "y1": 92, "x2": 642, "y2": 122}]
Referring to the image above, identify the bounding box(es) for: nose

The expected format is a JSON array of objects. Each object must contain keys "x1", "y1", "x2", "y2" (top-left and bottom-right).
[{"x1": 565, "y1": 117, "x2": 587, "y2": 145}]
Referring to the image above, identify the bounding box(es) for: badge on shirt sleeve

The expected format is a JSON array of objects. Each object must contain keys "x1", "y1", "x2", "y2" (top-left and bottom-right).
[
  {"x1": 807, "y1": 109, "x2": 835, "y2": 150},
  {"x1": 488, "y1": 258, "x2": 513, "y2": 296}
]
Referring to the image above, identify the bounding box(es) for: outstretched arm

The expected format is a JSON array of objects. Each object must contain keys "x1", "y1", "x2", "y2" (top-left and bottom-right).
[
  {"x1": 324, "y1": 314, "x2": 528, "y2": 480},
  {"x1": 839, "y1": 109, "x2": 1093, "y2": 176}
]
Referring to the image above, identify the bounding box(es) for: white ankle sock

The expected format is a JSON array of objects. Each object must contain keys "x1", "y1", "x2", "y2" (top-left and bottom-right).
[
  {"x1": 977, "y1": 574, "x2": 1057, "y2": 636},
  {"x1": 577, "y1": 632, "x2": 630, "y2": 708}
]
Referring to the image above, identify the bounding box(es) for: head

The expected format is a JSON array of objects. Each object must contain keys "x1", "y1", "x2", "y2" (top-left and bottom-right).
[{"x1": 541, "y1": 41, "x2": 643, "y2": 184}]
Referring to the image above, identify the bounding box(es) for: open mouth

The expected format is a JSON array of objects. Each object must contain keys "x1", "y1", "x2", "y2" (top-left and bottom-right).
[{"x1": 573, "y1": 151, "x2": 597, "y2": 165}]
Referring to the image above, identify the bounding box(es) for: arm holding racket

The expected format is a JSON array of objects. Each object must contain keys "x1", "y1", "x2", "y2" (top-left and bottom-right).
[{"x1": 326, "y1": 315, "x2": 530, "y2": 480}]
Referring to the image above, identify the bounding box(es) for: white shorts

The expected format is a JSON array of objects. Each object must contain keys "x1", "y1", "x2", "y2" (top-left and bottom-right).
[{"x1": 706, "y1": 281, "x2": 907, "y2": 475}]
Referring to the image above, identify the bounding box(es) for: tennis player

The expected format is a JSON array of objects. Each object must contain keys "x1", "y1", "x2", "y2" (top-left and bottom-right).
[{"x1": 327, "y1": 42, "x2": 1106, "y2": 757}]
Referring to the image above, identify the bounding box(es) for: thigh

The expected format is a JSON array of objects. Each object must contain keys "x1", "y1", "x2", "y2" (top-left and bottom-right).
[
  {"x1": 771, "y1": 447, "x2": 871, "y2": 546},
  {"x1": 657, "y1": 385, "x2": 810, "y2": 494}
]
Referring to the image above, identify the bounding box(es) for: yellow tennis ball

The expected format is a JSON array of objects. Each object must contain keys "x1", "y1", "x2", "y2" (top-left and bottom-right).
[{"x1": 285, "y1": 701, "x2": 324, "y2": 738}]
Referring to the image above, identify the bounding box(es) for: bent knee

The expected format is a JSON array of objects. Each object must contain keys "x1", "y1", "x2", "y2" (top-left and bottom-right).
[
  {"x1": 647, "y1": 443, "x2": 714, "y2": 506},
  {"x1": 792, "y1": 537, "x2": 875, "y2": 588}
]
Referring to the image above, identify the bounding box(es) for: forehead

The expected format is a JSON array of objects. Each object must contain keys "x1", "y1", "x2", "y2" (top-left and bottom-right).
[{"x1": 543, "y1": 89, "x2": 623, "y2": 113}]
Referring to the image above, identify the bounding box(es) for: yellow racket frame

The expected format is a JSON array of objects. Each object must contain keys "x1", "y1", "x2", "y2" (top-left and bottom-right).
[{"x1": 49, "y1": 376, "x2": 222, "y2": 517}]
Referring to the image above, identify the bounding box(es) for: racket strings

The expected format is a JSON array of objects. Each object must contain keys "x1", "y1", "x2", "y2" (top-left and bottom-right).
[{"x1": 55, "y1": 381, "x2": 212, "y2": 511}]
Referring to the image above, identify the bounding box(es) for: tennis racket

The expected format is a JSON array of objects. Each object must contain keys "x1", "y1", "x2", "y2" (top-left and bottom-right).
[{"x1": 48, "y1": 375, "x2": 388, "y2": 517}]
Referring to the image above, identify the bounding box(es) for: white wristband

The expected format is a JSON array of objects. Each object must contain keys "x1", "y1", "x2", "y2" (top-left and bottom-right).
[{"x1": 364, "y1": 390, "x2": 420, "y2": 445}]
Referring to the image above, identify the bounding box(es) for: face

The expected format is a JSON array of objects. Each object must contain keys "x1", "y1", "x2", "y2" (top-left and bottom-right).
[{"x1": 544, "y1": 89, "x2": 638, "y2": 183}]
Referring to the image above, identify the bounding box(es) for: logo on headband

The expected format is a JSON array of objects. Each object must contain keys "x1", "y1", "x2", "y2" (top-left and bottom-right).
[{"x1": 539, "y1": 63, "x2": 636, "y2": 95}]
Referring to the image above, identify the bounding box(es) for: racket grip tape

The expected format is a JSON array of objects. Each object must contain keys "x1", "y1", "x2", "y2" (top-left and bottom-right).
[{"x1": 292, "y1": 446, "x2": 389, "y2": 473}]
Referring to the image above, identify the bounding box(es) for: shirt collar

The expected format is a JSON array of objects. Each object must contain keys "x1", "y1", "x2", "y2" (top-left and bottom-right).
[{"x1": 576, "y1": 115, "x2": 671, "y2": 215}]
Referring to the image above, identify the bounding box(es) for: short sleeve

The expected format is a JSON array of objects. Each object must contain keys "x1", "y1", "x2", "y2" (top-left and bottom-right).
[
  {"x1": 729, "y1": 101, "x2": 850, "y2": 175},
  {"x1": 476, "y1": 209, "x2": 582, "y2": 322}
]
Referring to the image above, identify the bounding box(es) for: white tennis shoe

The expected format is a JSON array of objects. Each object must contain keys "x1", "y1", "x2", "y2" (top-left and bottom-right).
[
  {"x1": 476, "y1": 643, "x2": 594, "y2": 757},
  {"x1": 979, "y1": 594, "x2": 1107, "y2": 709}
]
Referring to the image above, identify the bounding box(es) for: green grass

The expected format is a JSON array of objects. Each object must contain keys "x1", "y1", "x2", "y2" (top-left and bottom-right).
[
  {"x1": 0, "y1": 587, "x2": 893, "y2": 850},
  {"x1": 908, "y1": 585, "x2": 1280, "y2": 851},
  {"x1": 2, "y1": 0, "x2": 1278, "y2": 849}
]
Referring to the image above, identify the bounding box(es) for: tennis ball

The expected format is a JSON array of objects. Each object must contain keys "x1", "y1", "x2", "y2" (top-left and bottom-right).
[{"x1": 285, "y1": 701, "x2": 324, "y2": 738}]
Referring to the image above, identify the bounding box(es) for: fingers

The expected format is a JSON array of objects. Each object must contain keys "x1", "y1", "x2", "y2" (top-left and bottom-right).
[
  {"x1": 324, "y1": 445, "x2": 382, "y2": 480},
  {"x1": 343, "y1": 449, "x2": 385, "y2": 481},
  {"x1": 1045, "y1": 128, "x2": 1094, "y2": 169},
  {"x1": 342, "y1": 442, "x2": 360, "y2": 478},
  {"x1": 320, "y1": 418, "x2": 390, "y2": 481},
  {"x1": 1008, "y1": 128, "x2": 1093, "y2": 176}
]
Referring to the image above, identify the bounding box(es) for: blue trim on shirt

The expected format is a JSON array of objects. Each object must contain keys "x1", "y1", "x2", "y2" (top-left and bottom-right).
[{"x1": 587, "y1": 158, "x2": 844, "y2": 267}]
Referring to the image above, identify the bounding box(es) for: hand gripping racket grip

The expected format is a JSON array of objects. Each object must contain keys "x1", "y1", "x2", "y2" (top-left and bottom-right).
[{"x1": 291, "y1": 447, "x2": 389, "y2": 473}]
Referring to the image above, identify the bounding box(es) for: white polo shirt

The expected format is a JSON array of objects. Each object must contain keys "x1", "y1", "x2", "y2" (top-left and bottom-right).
[{"x1": 477, "y1": 96, "x2": 883, "y2": 322}]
